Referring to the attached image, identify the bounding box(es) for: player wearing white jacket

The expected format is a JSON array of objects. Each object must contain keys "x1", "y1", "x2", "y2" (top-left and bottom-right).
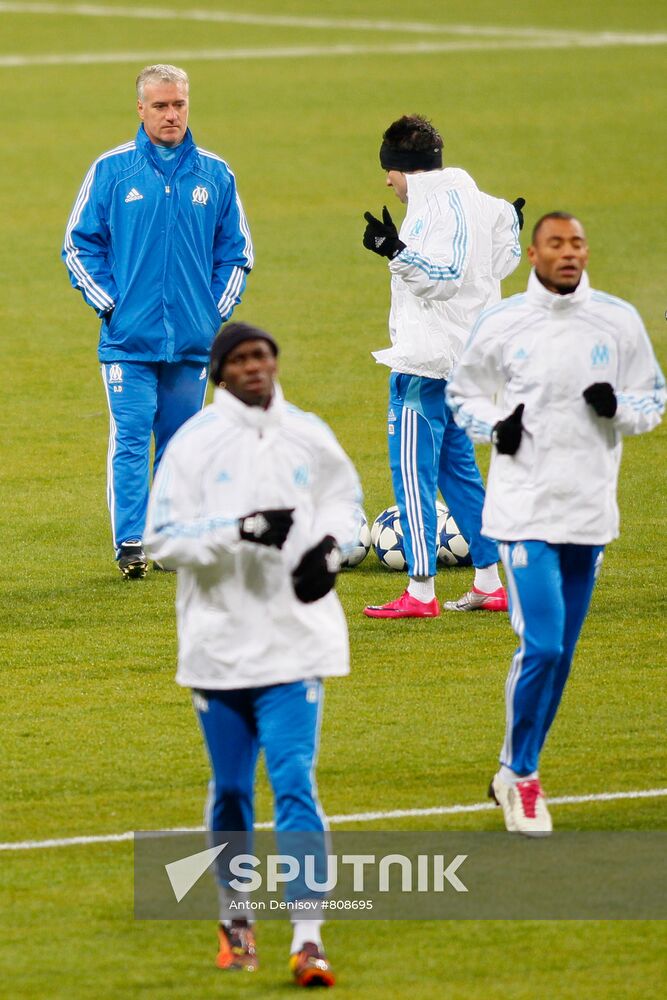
[
  {"x1": 374, "y1": 168, "x2": 521, "y2": 379},
  {"x1": 362, "y1": 114, "x2": 523, "y2": 619},
  {"x1": 145, "y1": 387, "x2": 358, "y2": 692},
  {"x1": 144, "y1": 322, "x2": 360, "y2": 986},
  {"x1": 447, "y1": 213, "x2": 665, "y2": 835}
]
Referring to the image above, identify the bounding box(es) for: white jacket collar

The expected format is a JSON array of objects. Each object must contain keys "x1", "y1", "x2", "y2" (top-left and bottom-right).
[
  {"x1": 527, "y1": 268, "x2": 591, "y2": 311},
  {"x1": 405, "y1": 167, "x2": 478, "y2": 202},
  {"x1": 213, "y1": 381, "x2": 285, "y2": 429}
]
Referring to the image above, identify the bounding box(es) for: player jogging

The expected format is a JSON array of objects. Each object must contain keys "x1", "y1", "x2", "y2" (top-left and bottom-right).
[
  {"x1": 447, "y1": 212, "x2": 665, "y2": 835},
  {"x1": 145, "y1": 322, "x2": 361, "y2": 985}
]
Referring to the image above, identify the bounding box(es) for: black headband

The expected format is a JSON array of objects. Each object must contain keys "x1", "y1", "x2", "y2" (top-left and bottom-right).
[{"x1": 379, "y1": 141, "x2": 443, "y2": 172}]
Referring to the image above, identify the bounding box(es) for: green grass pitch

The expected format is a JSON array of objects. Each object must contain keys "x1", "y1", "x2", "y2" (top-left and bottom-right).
[{"x1": 1, "y1": 1, "x2": 666, "y2": 997}]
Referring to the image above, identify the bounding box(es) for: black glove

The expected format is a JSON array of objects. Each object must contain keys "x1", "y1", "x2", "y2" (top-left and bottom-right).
[
  {"x1": 239, "y1": 508, "x2": 294, "y2": 549},
  {"x1": 292, "y1": 535, "x2": 341, "y2": 603},
  {"x1": 363, "y1": 206, "x2": 406, "y2": 259},
  {"x1": 583, "y1": 382, "x2": 617, "y2": 418},
  {"x1": 492, "y1": 403, "x2": 525, "y2": 456},
  {"x1": 512, "y1": 197, "x2": 526, "y2": 231}
]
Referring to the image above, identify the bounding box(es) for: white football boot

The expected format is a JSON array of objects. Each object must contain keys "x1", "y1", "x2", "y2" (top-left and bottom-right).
[{"x1": 489, "y1": 772, "x2": 553, "y2": 837}]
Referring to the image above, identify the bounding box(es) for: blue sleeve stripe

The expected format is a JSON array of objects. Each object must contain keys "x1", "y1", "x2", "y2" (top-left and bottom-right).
[
  {"x1": 464, "y1": 293, "x2": 526, "y2": 348},
  {"x1": 157, "y1": 515, "x2": 238, "y2": 540},
  {"x1": 151, "y1": 450, "x2": 238, "y2": 539},
  {"x1": 449, "y1": 399, "x2": 494, "y2": 438},
  {"x1": 590, "y1": 291, "x2": 637, "y2": 314},
  {"x1": 169, "y1": 409, "x2": 218, "y2": 445},
  {"x1": 450, "y1": 190, "x2": 467, "y2": 275},
  {"x1": 446, "y1": 387, "x2": 494, "y2": 437},
  {"x1": 398, "y1": 189, "x2": 468, "y2": 281},
  {"x1": 616, "y1": 393, "x2": 665, "y2": 415},
  {"x1": 151, "y1": 461, "x2": 173, "y2": 529},
  {"x1": 510, "y1": 207, "x2": 522, "y2": 257}
]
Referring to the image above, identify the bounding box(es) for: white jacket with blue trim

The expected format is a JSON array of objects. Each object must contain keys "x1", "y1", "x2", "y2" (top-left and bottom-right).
[
  {"x1": 62, "y1": 126, "x2": 253, "y2": 363},
  {"x1": 144, "y1": 386, "x2": 362, "y2": 689},
  {"x1": 446, "y1": 270, "x2": 665, "y2": 544},
  {"x1": 372, "y1": 168, "x2": 521, "y2": 379}
]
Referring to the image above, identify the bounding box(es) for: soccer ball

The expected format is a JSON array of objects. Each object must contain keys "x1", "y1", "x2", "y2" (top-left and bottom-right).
[
  {"x1": 340, "y1": 511, "x2": 372, "y2": 568},
  {"x1": 370, "y1": 505, "x2": 406, "y2": 571},
  {"x1": 437, "y1": 506, "x2": 472, "y2": 567}
]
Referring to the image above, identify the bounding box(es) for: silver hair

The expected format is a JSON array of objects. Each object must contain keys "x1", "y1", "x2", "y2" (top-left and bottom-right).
[{"x1": 136, "y1": 64, "x2": 189, "y2": 101}]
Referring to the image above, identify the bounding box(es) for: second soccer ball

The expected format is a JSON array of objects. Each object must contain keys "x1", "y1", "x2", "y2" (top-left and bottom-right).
[{"x1": 370, "y1": 505, "x2": 406, "y2": 571}]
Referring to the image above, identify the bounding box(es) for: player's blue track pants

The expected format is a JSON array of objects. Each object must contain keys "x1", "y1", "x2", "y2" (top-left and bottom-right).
[
  {"x1": 387, "y1": 372, "x2": 498, "y2": 577},
  {"x1": 193, "y1": 679, "x2": 328, "y2": 902},
  {"x1": 101, "y1": 360, "x2": 207, "y2": 551},
  {"x1": 498, "y1": 541, "x2": 604, "y2": 776}
]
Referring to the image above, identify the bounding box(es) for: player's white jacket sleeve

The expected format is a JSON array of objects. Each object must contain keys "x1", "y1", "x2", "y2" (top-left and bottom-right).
[
  {"x1": 446, "y1": 319, "x2": 506, "y2": 442},
  {"x1": 144, "y1": 448, "x2": 241, "y2": 569},
  {"x1": 491, "y1": 199, "x2": 523, "y2": 280},
  {"x1": 302, "y1": 422, "x2": 363, "y2": 557},
  {"x1": 613, "y1": 309, "x2": 666, "y2": 436},
  {"x1": 388, "y1": 190, "x2": 470, "y2": 302}
]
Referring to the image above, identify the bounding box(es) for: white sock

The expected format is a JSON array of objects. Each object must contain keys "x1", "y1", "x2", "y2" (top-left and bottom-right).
[
  {"x1": 500, "y1": 766, "x2": 538, "y2": 786},
  {"x1": 408, "y1": 576, "x2": 435, "y2": 602},
  {"x1": 291, "y1": 918, "x2": 323, "y2": 953},
  {"x1": 474, "y1": 564, "x2": 502, "y2": 593}
]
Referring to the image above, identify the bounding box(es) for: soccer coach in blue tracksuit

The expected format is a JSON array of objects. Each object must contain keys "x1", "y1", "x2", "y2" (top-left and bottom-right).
[{"x1": 63, "y1": 64, "x2": 253, "y2": 578}]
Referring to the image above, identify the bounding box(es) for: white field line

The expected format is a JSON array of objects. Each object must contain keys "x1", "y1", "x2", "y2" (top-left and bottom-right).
[
  {"x1": 1, "y1": 786, "x2": 665, "y2": 852},
  {"x1": 0, "y1": 4, "x2": 666, "y2": 68},
  {"x1": 0, "y1": 2, "x2": 662, "y2": 43},
  {"x1": 2, "y1": 34, "x2": 667, "y2": 69}
]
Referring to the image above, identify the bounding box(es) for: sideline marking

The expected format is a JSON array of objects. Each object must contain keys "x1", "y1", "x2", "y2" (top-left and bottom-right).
[
  {"x1": 0, "y1": 5, "x2": 666, "y2": 67},
  {"x1": 0, "y1": 3, "x2": 662, "y2": 41},
  {"x1": 2, "y1": 787, "x2": 665, "y2": 852},
  {"x1": 2, "y1": 34, "x2": 666, "y2": 69}
]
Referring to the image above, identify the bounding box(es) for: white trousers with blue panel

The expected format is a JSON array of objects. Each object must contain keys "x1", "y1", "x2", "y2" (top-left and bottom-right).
[
  {"x1": 388, "y1": 372, "x2": 498, "y2": 576},
  {"x1": 498, "y1": 541, "x2": 604, "y2": 776},
  {"x1": 193, "y1": 679, "x2": 328, "y2": 907},
  {"x1": 101, "y1": 360, "x2": 208, "y2": 553}
]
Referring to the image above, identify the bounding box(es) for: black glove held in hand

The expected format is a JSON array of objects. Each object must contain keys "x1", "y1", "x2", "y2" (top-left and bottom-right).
[
  {"x1": 292, "y1": 535, "x2": 341, "y2": 603},
  {"x1": 239, "y1": 508, "x2": 294, "y2": 549},
  {"x1": 492, "y1": 403, "x2": 525, "y2": 456},
  {"x1": 363, "y1": 206, "x2": 406, "y2": 259},
  {"x1": 512, "y1": 197, "x2": 526, "y2": 231},
  {"x1": 583, "y1": 382, "x2": 617, "y2": 418}
]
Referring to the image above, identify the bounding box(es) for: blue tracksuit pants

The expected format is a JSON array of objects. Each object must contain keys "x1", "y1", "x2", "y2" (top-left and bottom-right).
[
  {"x1": 387, "y1": 372, "x2": 498, "y2": 577},
  {"x1": 193, "y1": 679, "x2": 326, "y2": 834},
  {"x1": 193, "y1": 679, "x2": 327, "y2": 903},
  {"x1": 101, "y1": 360, "x2": 208, "y2": 552},
  {"x1": 498, "y1": 541, "x2": 604, "y2": 776}
]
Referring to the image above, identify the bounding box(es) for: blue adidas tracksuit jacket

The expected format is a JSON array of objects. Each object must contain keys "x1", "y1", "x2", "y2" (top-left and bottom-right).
[
  {"x1": 62, "y1": 125, "x2": 254, "y2": 553},
  {"x1": 62, "y1": 125, "x2": 253, "y2": 362}
]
